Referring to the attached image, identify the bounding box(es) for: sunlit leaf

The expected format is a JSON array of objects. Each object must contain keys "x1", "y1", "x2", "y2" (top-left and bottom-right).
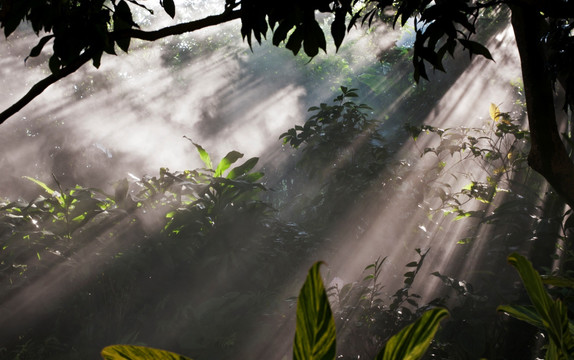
[
  {"x1": 23, "y1": 176, "x2": 55, "y2": 196},
  {"x1": 376, "y1": 308, "x2": 449, "y2": 360},
  {"x1": 215, "y1": 151, "x2": 243, "y2": 177},
  {"x1": 101, "y1": 344, "x2": 193, "y2": 359},
  {"x1": 293, "y1": 261, "x2": 336, "y2": 360},
  {"x1": 190, "y1": 142, "x2": 213, "y2": 170},
  {"x1": 227, "y1": 157, "x2": 259, "y2": 180},
  {"x1": 489, "y1": 103, "x2": 501, "y2": 122}
]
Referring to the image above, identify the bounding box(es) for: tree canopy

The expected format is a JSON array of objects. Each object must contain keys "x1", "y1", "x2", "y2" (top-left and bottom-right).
[{"x1": 1, "y1": 0, "x2": 573, "y2": 207}]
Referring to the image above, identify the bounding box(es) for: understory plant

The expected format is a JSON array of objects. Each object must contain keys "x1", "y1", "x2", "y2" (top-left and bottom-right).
[
  {"x1": 499, "y1": 253, "x2": 574, "y2": 359},
  {"x1": 101, "y1": 262, "x2": 449, "y2": 360}
]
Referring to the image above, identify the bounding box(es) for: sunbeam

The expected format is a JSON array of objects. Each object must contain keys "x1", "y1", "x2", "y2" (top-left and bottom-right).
[{"x1": 0, "y1": 3, "x2": 570, "y2": 360}]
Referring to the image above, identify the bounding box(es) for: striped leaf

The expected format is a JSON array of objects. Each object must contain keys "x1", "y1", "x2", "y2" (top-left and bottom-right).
[
  {"x1": 293, "y1": 262, "x2": 336, "y2": 360},
  {"x1": 376, "y1": 308, "x2": 449, "y2": 360},
  {"x1": 101, "y1": 345, "x2": 193, "y2": 360}
]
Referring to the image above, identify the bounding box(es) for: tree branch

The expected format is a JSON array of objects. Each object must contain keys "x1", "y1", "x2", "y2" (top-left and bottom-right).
[
  {"x1": 0, "y1": 9, "x2": 242, "y2": 125},
  {"x1": 113, "y1": 9, "x2": 241, "y2": 42},
  {"x1": 0, "y1": 50, "x2": 94, "y2": 124}
]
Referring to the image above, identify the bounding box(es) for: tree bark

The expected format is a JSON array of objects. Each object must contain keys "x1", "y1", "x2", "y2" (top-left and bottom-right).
[{"x1": 510, "y1": 3, "x2": 574, "y2": 210}]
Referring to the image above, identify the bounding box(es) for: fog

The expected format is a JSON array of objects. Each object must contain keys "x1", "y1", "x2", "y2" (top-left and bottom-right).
[{"x1": 0, "y1": 3, "x2": 563, "y2": 360}]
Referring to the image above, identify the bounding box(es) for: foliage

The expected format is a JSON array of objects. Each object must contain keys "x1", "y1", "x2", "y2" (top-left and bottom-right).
[
  {"x1": 293, "y1": 262, "x2": 337, "y2": 360},
  {"x1": 101, "y1": 344, "x2": 192, "y2": 360},
  {"x1": 498, "y1": 253, "x2": 574, "y2": 359},
  {"x1": 99, "y1": 261, "x2": 448, "y2": 360},
  {"x1": 330, "y1": 249, "x2": 431, "y2": 359},
  {"x1": 280, "y1": 86, "x2": 382, "y2": 173},
  {"x1": 1, "y1": 0, "x2": 176, "y2": 71},
  {"x1": 0, "y1": 141, "x2": 312, "y2": 359},
  {"x1": 0, "y1": 87, "x2": 565, "y2": 360},
  {"x1": 405, "y1": 103, "x2": 536, "y2": 243},
  {"x1": 276, "y1": 86, "x2": 404, "y2": 240}
]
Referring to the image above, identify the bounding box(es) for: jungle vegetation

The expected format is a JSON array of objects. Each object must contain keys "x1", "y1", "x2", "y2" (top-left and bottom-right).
[{"x1": 0, "y1": 0, "x2": 573, "y2": 359}]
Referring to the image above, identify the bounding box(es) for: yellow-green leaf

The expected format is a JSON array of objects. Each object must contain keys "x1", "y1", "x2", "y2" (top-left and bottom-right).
[
  {"x1": 376, "y1": 308, "x2": 449, "y2": 360},
  {"x1": 489, "y1": 103, "x2": 501, "y2": 122},
  {"x1": 293, "y1": 261, "x2": 336, "y2": 360},
  {"x1": 101, "y1": 345, "x2": 193, "y2": 360}
]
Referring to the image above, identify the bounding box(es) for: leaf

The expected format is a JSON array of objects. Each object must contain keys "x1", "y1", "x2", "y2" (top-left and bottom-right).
[
  {"x1": 489, "y1": 103, "x2": 501, "y2": 122},
  {"x1": 26, "y1": 35, "x2": 55, "y2": 61},
  {"x1": 331, "y1": 9, "x2": 346, "y2": 51},
  {"x1": 227, "y1": 157, "x2": 259, "y2": 180},
  {"x1": 497, "y1": 304, "x2": 544, "y2": 329},
  {"x1": 542, "y1": 275, "x2": 574, "y2": 289},
  {"x1": 376, "y1": 308, "x2": 449, "y2": 360},
  {"x1": 272, "y1": 20, "x2": 292, "y2": 46},
  {"x1": 190, "y1": 142, "x2": 213, "y2": 170},
  {"x1": 101, "y1": 344, "x2": 193, "y2": 359},
  {"x1": 113, "y1": 0, "x2": 134, "y2": 52},
  {"x1": 286, "y1": 27, "x2": 304, "y2": 55},
  {"x1": 506, "y1": 253, "x2": 554, "y2": 325},
  {"x1": 505, "y1": 253, "x2": 574, "y2": 354},
  {"x1": 214, "y1": 151, "x2": 243, "y2": 177},
  {"x1": 293, "y1": 262, "x2": 336, "y2": 360},
  {"x1": 23, "y1": 176, "x2": 55, "y2": 196},
  {"x1": 161, "y1": 0, "x2": 176, "y2": 18},
  {"x1": 458, "y1": 39, "x2": 493, "y2": 61}
]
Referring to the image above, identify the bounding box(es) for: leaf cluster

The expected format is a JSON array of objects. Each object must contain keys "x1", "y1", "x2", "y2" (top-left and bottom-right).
[
  {"x1": 1, "y1": 0, "x2": 175, "y2": 71},
  {"x1": 499, "y1": 253, "x2": 574, "y2": 359},
  {"x1": 329, "y1": 249, "x2": 432, "y2": 358},
  {"x1": 405, "y1": 104, "x2": 531, "y2": 230},
  {"x1": 239, "y1": 0, "x2": 354, "y2": 57}
]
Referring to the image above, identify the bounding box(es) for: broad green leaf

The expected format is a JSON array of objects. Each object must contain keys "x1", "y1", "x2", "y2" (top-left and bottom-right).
[
  {"x1": 497, "y1": 304, "x2": 544, "y2": 329},
  {"x1": 191, "y1": 142, "x2": 213, "y2": 170},
  {"x1": 215, "y1": 151, "x2": 243, "y2": 177},
  {"x1": 243, "y1": 171, "x2": 264, "y2": 182},
  {"x1": 293, "y1": 262, "x2": 336, "y2": 360},
  {"x1": 227, "y1": 157, "x2": 259, "y2": 180},
  {"x1": 506, "y1": 253, "x2": 574, "y2": 355},
  {"x1": 542, "y1": 275, "x2": 574, "y2": 289},
  {"x1": 507, "y1": 253, "x2": 554, "y2": 328},
  {"x1": 101, "y1": 344, "x2": 193, "y2": 360},
  {"x1": 376, "y1": 308, "x2": 449, "y2": 360}
]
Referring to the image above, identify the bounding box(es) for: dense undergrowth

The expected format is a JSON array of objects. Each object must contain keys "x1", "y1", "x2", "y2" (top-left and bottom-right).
[{"x1": 0, "y1": 88, "x2": 571, "y2": 359}]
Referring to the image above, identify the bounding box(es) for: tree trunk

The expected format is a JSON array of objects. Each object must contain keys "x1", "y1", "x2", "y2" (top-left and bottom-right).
[{"x1": 510, "y1": 3, "x2": 574, "y2": 210}]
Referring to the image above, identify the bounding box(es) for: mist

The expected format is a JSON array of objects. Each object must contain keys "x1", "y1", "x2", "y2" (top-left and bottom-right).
[{"x1": 0, "y1": 3, "x2": 563, "y2": 360}]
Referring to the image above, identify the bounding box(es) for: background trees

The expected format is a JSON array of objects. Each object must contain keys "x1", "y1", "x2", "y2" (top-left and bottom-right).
[{"x1": 1, "y1": 0, "x2": 572, "y2": 209}]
